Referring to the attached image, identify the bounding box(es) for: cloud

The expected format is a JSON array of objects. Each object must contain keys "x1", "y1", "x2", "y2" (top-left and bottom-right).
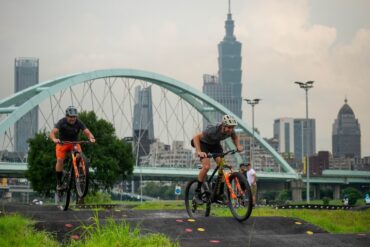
[
  {"x1": 234, "y1": 0, "x2": 370, "y2": 155},
  {"x1": 0, "y1": 0, "x2": 369, "y2": 155}
]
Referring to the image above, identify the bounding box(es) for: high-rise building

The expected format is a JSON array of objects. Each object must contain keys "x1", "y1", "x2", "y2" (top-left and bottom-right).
[
  {"x1": 273, "y1": 117, "x2": 316, "y2": 163},
  {"x1": 294, "y1": 118, "x2": 316, "y2": 162},
  {"x1": 353, "y1": 156, "x2": 370, "y2": 171},
  {"x1": 132, "y1": 86, "x2": 154, "y2": 162},
  {"x1": 273, "y1": 118, "x2": 295, "y2": 154},
  {"x1": 309, "y1": 151, "x2": 329, "y2": 175},
  {"x1": 202, "y1": 74, "x2": 233, "y2": 128},
  {"x1": 332, "y1": 98, "x2": 361, "y2": 158},
  {"x1": 203, "y1": 2, "x2": 242, "y2": 126},
  {"x1": 14, "y1": 58, "x2": 39, "y2": 155},
  {"x1": 329, "y1": 156, "x2": 353, "y2": 170}
]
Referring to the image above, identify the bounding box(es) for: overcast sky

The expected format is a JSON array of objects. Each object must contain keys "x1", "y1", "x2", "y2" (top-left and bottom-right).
[{"x1": 1, "y1": 0, "x2": 370, "y2": 156}]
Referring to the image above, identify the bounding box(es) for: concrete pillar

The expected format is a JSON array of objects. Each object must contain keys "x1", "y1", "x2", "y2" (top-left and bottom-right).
[
  {"x1": 313, "y1": 184, "x2": 321, "y2": 199},
  {"x1": 290, "y1": 179, "x2": 304, "y2": 202},
  {"x1": 333, "y1": 184, "x2": 341, "y2": 200},
  {"x1": 131, "y1": 179, "x2": 135, "y2": 193},
  {"x1": 4, "y1": 191, "x2": 12, "y2": 202}
]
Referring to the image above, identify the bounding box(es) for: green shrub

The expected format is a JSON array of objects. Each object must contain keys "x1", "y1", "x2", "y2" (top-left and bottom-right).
[
  {"x1": 342, "y1": 187, "x2": 362, "y2": 206},
  {"x1": 320, "y1": 188, "x2": 333, "y2": 198},
  {"x1": 260, "y1": 191, "x2": 277, "y2": 202},
  {"x1": 276, "y1": 190, "x2": 291, "y2": 202},
  {"x1": 322, "y1": 197, "x2": 330, "y2": 205},
  {"x1": 85, "y1": 191, "x2": 112, "y2": 204}
]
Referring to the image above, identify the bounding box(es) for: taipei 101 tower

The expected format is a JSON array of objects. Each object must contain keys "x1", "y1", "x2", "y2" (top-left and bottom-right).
[{"x1": 203, "y1": 0, "x2": 243, "y2": 125}]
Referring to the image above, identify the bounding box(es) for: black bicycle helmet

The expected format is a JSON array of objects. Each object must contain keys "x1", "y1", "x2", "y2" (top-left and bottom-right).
[{"x1": 65, "y1": 106, "x2": 78, "y2": 117}]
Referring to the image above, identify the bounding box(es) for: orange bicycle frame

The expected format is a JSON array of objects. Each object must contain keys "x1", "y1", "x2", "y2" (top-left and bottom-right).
[
  {"x1": 219, "y1": 159, "x2": 244, "y2": 200},
  {"x1": 71, "y1": 145, "x2": 86, "y2": 178}
]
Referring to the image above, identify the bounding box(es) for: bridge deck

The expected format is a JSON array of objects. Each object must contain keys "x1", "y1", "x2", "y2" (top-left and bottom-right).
[{"x1": 0, "y1": 162, "x2": 369, "y2": 184}]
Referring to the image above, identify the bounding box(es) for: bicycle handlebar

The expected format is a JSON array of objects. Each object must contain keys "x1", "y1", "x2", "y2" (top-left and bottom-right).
[
  {"x1": 58, "y1": 140, "x2": 92, "y2": 145},
  {"x1": 206, "y1": 149, "x2": 239, "y2": 158}
]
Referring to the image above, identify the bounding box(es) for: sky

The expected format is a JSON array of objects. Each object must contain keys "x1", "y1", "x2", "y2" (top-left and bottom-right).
[{"x1": 0, "y1": 0, "x2": 370, "y2": 156}]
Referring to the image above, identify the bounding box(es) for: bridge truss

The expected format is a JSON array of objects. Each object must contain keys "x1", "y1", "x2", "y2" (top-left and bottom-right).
[{"x1": 0, "y1": 69, "x2": 297, "y2": 178}]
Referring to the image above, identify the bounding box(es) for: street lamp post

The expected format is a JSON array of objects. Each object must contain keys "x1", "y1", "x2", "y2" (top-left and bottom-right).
[
  {"x1": 294, "y1": 81, "x2": 314, "y2": 203},
  {"x1": 244, "y1": 98, "x2": 261, "y2": 165}
]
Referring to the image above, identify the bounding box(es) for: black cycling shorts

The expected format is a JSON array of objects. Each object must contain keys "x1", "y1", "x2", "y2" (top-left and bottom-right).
[{"x1": 191, "y1": 139, "x2": 223, "y2": 159}]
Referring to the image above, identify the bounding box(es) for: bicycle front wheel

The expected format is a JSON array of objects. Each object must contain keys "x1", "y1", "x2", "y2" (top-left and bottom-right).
[
  {"x1": 226, "y1": 172, "x2": 253, "y2": 222},
  {"x1": 56, "y1": 163, "x2": 73, "y2": 211},
  {"x1": 184, "y1": 179, "x2": 211, "y2": 218},
  {"x1": 75, "y1": 153, "x2": 89, "y2": 198}
]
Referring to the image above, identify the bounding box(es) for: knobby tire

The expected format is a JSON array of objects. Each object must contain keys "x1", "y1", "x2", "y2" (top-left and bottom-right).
[
  {"x1": 185, "y1": 179, "x2": 211, "y2": 218},
  {"x1": 75, "y1": 153, "x2": 89, "y2": 198},
  {"x1": 57, "y1": 160, "x2": 73, "y2": 211},
  {"x1": 226, "y1": 172, "x2": 253, "y2": 222}
]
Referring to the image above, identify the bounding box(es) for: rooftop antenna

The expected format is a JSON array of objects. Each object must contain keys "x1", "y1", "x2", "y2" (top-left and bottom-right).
[{"x1": 228, "y1": 0, "x2": 231, "y2": 14}]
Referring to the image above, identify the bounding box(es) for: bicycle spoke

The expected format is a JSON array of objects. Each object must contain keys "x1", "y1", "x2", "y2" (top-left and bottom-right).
[
  {"x1": 75, "y1": 154, "x2": 89, "y2": 198},
  {"x1": 226, "y1": 172, "x2": 253, "y2": 222},
  {"x1": 185, "y1": 179, "x2": 211, "y2": 218},
  {"x1": 56, "y1": 167, "x2": 73, "y2": 211}
]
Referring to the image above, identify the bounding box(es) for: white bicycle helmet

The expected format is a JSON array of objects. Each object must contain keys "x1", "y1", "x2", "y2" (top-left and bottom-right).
[
  {"x1": 65, "y1": 106, "x2": 78, "y2": 117},
  {"x1": 222, "y1": 115, "x2": 237, "y2": 126}
]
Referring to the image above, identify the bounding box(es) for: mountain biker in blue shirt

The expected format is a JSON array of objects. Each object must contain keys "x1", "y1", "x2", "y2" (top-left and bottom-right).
[{"x1": 191, "y1": 114, "x2": 243, "y2": 204}]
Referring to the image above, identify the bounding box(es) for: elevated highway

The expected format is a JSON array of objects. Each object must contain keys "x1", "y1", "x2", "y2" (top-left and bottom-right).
[{"x1": 1, "y1": 162, "x2": 369, "y2": 184}]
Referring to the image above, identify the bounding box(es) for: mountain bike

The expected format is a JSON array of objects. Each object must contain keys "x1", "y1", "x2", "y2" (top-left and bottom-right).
[
  {"x1": 185, "y1": 150, "x2": 253, "y2": 222},
  {"x1": 56, "y1": 140, "x2": 91, "y2": 211}
]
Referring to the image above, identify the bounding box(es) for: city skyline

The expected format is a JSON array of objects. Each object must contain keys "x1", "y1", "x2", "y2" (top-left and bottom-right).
[
  {"x1": 0, "y1": 0, "x2": 369, "y2": 156},
  {"x1": 273, "y1": 117, "x2": 316, "y2": 162},
  {"x1": 203, "y1": 3, "x2": 242, "y2": 128}
]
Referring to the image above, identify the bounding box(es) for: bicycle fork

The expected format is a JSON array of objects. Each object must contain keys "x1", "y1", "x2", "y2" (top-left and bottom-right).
[
  {"x1": 71, "y1": 152, "x2": 85, "y2": 178},
  {"x1": 224, "y1": 174, "x2": 244, "y2": 200}
]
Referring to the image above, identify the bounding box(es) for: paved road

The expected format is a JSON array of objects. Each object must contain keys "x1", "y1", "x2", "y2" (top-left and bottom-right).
[{"x1": 1, "y1": 203, "x2": 369, "y2": 246}]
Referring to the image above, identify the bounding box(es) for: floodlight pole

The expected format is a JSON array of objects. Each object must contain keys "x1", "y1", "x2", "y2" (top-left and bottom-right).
[
  {"x1": 244, "y1": 98, "x2": 261, "y2": 165},
  {"x1": 294, "y1": 81, "x2": 314, "y2": 203}
]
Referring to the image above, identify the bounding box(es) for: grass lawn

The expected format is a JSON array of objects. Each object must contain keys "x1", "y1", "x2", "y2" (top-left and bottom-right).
[
  {"x1": 288, "y1": 199, "x2": 366, "y2": 206},
  {"x1": 0, "y1": 213, "x2": 178, "y2": 247},
  {"x1": 0, "y1": 214, "x2": 58, "y2": 247},
  {"x1": 251, "y1": 207, "x2": 369, "y2": 233}
]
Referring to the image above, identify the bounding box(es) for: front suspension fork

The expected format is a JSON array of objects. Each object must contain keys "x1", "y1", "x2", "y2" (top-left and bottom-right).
[{"x1": 224, "y1": 173, "x2": 244, "y2": 200}]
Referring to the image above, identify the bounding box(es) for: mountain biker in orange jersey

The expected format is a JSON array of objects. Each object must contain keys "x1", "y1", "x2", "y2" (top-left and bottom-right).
[
  {"x1": 191, "y1": 114, "x2": 243, "y2": 204},
  {"x1": 50, "y1": 106, "x2": 95, "y2": 191}
]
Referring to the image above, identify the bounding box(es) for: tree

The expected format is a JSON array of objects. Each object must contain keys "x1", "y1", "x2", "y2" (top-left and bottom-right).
[
  {"x1": 26, "y1": 111, "x2": 134, "y2": 196},
  {"x1": 78, "y1": 111, "x2": 134, "y2": 192},
  {"x1": 26, "y1": 130, "x2": 56, "y2": 197}
]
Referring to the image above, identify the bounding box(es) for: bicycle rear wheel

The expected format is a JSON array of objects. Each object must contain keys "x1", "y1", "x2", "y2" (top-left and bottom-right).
[
  {"x1": 226, "y1": 172, "x2": 253, "y2": 222},
  {"x1": 184, "y1": 179, "x2": 211, "y2": 218},
  {"x1": 75, "y1": 153, "x2": 89, "y2": 198},
  {"x1": 56, "y1": 161, "x2": 73, "y2": 211}
]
